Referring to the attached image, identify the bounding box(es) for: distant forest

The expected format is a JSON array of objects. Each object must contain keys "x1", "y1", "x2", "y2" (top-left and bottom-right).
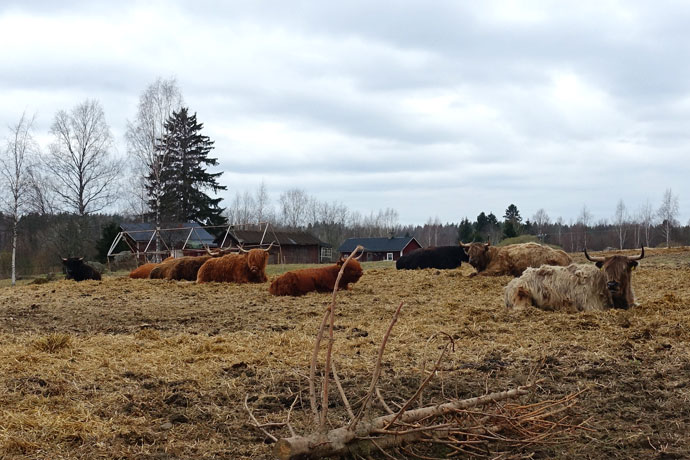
[{"x1": 1, "y1": 196, "x2": 688, "y2": 279}]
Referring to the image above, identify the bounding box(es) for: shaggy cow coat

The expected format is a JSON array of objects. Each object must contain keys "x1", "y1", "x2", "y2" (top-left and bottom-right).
[
  {"x1": 167, "y1": 255, "x2": 212, "y2": 281},
  {"x1": 62, "y1": 257, "x2": 101, "y2": 281},
  {"x1": 505, "y1": 250, "x2": 642, "y2": 312},
  {"x1": 196, "y1": 249, "x2": 269, "y2": 283},
  {"x1": 505, "y1": 264, "x2": 612, "y2": 312},
  {"x1": 395, "y1": 246, "x2": 468, "y2": 270},
  {"x1": 462, "y1": 242, "x2": 571, "y2": 277},
  {"x1": 269, "y1": 259, "x2": 363, "y2": 296},
  {"x1": 149, "y1": 260, "x2": 175, "y2": 279},
  {"x1": 129, "y1": 257, "x2": 174, "y2": 279},
  {"x1": 129, "y1": 263, "x2": 158, "y2": 279}
]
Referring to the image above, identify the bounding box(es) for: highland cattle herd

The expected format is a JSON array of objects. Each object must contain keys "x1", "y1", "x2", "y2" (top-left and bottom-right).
[{"x1": 62, "y1": 241, "x2": 644, "y2": 312}]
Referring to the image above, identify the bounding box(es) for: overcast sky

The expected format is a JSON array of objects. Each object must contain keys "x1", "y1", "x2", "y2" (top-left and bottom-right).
[{"x1": 1, "y1": 1, "x2": 688, "y2": 226}]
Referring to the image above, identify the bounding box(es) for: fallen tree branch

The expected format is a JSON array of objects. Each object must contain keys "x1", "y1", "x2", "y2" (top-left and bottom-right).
[{"x1": 274, "y1": 387, "x2": 529, "y2": 459}]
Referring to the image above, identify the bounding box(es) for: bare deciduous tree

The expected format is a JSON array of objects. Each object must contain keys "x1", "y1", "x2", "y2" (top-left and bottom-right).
[
  {"x1": 638, "y1": 200, "x2": 655, "y2": 248},
  {"x1": 254, "y1": 180, "x2": 272, "y2": 223},
  {"x1": 126, "y1": 77, "x2": 183, "y2": 259},
  {"x1": 613, "y1": 199, "x2": 628, "y2": 249},
  {"x1": 25, "y1": 166, "x2": 57, "y2": 215},
  {"x1": 47, "y1": 99, "x2": 121, "y2": 215},
  {"x1": 1, "y1": 112, "x2": 38, "y2": 285},
  {"x1": 532, "y1": 208, "x2": 550, "y2": 242},
  {"x1": 279, "y1": 188, "x2": 310, "y2": 229},
  {"x1": 657, "y1": 188, "x2": 679, "y2": 248},
  {"x1": 577, "y1": 205, "x2": 591, "y2": 250}
]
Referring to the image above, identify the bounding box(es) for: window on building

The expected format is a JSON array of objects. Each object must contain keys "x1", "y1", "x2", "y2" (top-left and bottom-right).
[
  {"x1": 386, "y1": 252, "x2": 393, "y2": 261},
  {"x1": 321, "y1": 247, "x2": 332, "y2": 261}
]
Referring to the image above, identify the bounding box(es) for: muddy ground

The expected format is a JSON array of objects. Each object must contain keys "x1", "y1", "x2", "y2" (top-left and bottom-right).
[{"x1": 1, "y1": 248, "x2": 689, "y2": 459}]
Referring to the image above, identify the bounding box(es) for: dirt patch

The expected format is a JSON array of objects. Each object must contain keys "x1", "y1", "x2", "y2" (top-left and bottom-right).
[{"x1": 1, "y1": 247, "x2": 689, "y2": 458}]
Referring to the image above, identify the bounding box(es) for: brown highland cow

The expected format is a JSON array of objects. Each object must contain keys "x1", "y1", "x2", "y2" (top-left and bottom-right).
[
  {"x1": 460, "y1": 241, "x2": 571, "y2": 277},
  {"x1": 196, "y1": 248, "x2": 270, "y2": 283},
  {"x1": 269, "y1": 258, "x2": 363, "y2": 296},
  {"x1": 129, "y1": 257, "x2": 174, "y2": 279}
]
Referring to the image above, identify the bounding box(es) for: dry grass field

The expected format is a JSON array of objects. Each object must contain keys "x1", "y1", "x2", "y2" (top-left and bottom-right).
[{"x1": 1, "y1": 247, "x2": 689, "y2": 459}]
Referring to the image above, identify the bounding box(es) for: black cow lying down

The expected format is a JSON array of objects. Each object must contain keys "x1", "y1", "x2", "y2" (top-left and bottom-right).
[
  {"x1": 396, "y1": 246, "x2": 469, "y2": 270},
  {"x1": 62, "y1": 257, "x2": 102, "y2": 281}
]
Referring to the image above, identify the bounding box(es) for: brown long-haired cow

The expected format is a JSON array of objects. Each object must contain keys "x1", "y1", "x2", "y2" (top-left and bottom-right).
[
  {"x1": 505, "y1": 247, "x2": 644, "y2": 312},
  {"x1": 196, "y1": 247, "x2": 271, "y2": 283},
  {"x1": 460, "y1": 241, "x2": 571, "y2": 277},
  {"x1": 269, "y1": 257, "x2": 363, "y2": 296},
  {"x1": 129, "y1": 257, "x2": 174, "y2": 279}
]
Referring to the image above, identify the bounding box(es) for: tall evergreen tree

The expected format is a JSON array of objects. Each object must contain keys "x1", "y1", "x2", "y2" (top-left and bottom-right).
[
  {"x1": 149, "y1": 107, "x2": 227, "y2": 226},
  {"x1": 457, "y1": 217, "x2": 474, "y2": 243},
  {"x1": 503, "y1": 204, "x2": 522, "y2": 237}
]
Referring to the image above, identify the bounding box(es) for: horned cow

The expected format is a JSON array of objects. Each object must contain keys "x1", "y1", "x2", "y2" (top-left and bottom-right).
[
  {"x1": 196, "y1": 247, "x2": 270, "y2": 283},
  {"x1": 396, "y1": 246, "x2": 469, "y2": 270},
  {"x1": 61, "y1": 257, "x2": 102, "y2": 281},
  {"x1": 505, "y1": 247, "x2": 644, "y2": 312},
  {"x1": 460, "y1": 241, "x2": 571, "y2": 277},
  {"x1": 269, "y1": 258, "x2": 363, "y2": 296}
]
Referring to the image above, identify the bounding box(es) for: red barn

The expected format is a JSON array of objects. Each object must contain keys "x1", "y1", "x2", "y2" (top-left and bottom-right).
[{"x1": 338, "y1": 236, "x2": 422, "y2": 262}]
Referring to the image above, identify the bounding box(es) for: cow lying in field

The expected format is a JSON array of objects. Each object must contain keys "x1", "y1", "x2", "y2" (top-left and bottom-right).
[
  {"x1": 460, "y1": 241, "x2": 571, "y2": 277},
  {"x1": 62, "y1": 257, "x2": 101, "y2": 281},
  {"x1": 129, "y1": 257, "x2": 174, "y2": 279},
  {"x1": 505, "y1": 247, "x2": 644, "y2": 312},
  {"x1": 396, "y1": 246, "x2": 469, "y2": 270},
  {"x1": 149, "y1": 258, "x2": 176, "y2": 279},
  {"x1": 196, "y1": 247, "x2": 271, "y2": 283},
  {"x1": 269, "y1": 258, "x2": 363, "y2": 296}
]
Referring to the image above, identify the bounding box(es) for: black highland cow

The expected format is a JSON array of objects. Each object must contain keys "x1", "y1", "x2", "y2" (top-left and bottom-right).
[
  {"x1": 395, "y1": 246, "x2": 469, "y2": 270},
  {"x1": 61, "y1": 257, "x2": 102, "y2": 281}
]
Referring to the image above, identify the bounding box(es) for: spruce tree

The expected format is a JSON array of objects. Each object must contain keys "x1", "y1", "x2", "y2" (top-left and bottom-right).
[{"x1": 149, "y1": 107, "x2": 227, "y2": 226}]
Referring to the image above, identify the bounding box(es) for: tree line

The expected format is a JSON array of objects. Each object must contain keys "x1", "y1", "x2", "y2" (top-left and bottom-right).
[{"x1": 1, "y1": 77, "x2": 688, "y2": 282}]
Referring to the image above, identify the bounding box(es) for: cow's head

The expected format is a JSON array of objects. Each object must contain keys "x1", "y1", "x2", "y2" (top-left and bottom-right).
[
  {"x1": 460, "y1": 241, "x2": 491, "y2": 272},
  {"x1": 61, "y1": 257, "x2": 85, "y2": 278},
  {"x1": 584, "y1": 246, "x2": 644, "y2": 309},
  {"x1": 336, "y1": 258, "x2": 363, "y2": 283}
]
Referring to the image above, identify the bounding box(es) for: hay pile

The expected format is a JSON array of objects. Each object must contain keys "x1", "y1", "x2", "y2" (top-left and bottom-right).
[{"x1": 1, "y1": 247, "x2": 689, "y2": 459}]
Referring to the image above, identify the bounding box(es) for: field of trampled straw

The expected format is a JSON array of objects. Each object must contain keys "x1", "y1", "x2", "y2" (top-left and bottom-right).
[{"x1": 1, "y1": 248, "x2": 689, "y2": 459}]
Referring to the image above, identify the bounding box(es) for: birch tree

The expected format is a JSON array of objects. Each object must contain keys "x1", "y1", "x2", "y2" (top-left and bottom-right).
[
  {"x1": 279, "y1": 188, "x2": 310, "y2": 229},
  {"x1": 577, "y1": 205, "x2": 592, "y2": 249},
  {"x1": 532, "y1": 208, "x2": 550, "y2": 242},
  {"x1": 657, "y1": 188, "x2": 679, "y2": 248},
  {"x1": 47, "y1": 99, "x2": 121, "y2": 215},
  {"x1": 613, "y1": 199, "x2": 627, "y2": 249},
  {"x1": 126, "y1": 77, "x2": 183, "y2": 260},
  {"x1": 1, "y1": 113, "x2": 38, "y2": 286},
  {"x1": 637, "y1": 200, "x2": 654, "y2": 248}
]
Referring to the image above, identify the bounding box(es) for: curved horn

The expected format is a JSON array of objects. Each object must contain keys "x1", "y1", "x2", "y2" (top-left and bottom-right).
[
  {"x1": 262, "y1": 242, "x2": 275, "y2": 252},
  {"x1": 583, "y1": 247, "x2": 605, "y2": 262},
  {"x1": 352, "y1": 245, "x2": 364, "y2": 260},
  {"x1": 627, "y1": 246, "x2": 645, "y2": 261},
  {"x1": 459, "y1": 242, "x2": 471, "y2": 248},
  {"x1": 237, "y1": 244, "x2": 249, "y2": 253}
]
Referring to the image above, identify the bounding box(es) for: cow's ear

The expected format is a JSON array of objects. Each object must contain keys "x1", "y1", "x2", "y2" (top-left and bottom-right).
[
  {"x1": 595, "y1": 261, "x2": 604, "y2": 269},
  {"x1": 629, "y1": 260, "x2": 638, "y2": 270}
]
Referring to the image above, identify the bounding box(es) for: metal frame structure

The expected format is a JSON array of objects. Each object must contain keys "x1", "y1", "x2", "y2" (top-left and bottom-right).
[{"x1": 107, "y1": 222, "x2": 283, "y2": 267}]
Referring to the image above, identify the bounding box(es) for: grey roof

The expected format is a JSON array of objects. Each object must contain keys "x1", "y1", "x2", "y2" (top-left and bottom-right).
[
  {"x1": 338, "y1": 237, "x2": 418, "y2": 253},
  {"x1": 229, "y1": 230, "x2": 331, "y2": 247},
  {"x1": 120, "y1": 222, "x2": 216, "y2": 246}
]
